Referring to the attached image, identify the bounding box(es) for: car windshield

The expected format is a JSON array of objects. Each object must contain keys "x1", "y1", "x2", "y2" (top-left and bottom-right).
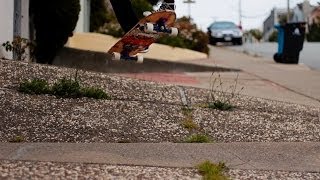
[{"x1": 210, "y1": 22, "x2": 237, "y2": 30}]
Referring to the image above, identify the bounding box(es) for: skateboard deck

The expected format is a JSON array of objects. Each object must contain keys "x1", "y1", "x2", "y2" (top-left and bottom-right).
[{"x1": 108, "y1": 10, "x2": 177, "y2": 63}]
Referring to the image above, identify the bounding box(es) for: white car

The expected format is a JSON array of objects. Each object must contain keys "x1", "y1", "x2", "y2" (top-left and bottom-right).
[{"x1": 207, "y1": 21, "x2": 243, "y2": 45}]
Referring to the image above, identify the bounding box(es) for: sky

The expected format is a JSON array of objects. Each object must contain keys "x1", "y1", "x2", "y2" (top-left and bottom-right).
[{"x1": 174, "y1": 0, "x2": 319, "y2": 31}]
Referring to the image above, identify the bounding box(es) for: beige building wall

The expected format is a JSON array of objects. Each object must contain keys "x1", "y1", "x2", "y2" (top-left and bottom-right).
[{"x1": 0, "y1": 0, "x2": 14, "y2": 59}]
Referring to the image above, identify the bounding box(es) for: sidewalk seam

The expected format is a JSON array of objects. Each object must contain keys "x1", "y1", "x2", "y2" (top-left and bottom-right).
[
  {"x1": 178, "y1": 86, "x2": 188, "y2": 106},
  {"x1": 244, "y1": 71, "x2": 320, "y2": 104}
]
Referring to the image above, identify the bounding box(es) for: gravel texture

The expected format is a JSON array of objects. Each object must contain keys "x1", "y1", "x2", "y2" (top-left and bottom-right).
[
  {"x1": 1, "y1": 59, "x2": 320, "y2": 179},
  {"x1": 1, "y1": 160, "x2": 320, "y2": 180},
  {"x1": 0, "y1": 160, "x2": 201, "y2": 179},
  {"x1": 0, "y1": 59, "x2": 319, "y2": 143},
  {"x1": 228, "y1": 169, "x2": 320, "y2": 180}
]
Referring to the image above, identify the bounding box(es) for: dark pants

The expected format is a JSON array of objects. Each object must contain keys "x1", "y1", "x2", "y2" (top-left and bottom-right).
[
  {"x1": 110, "y1": 0, "x2": 175, "y2": 33},
  {"x1": 110, "y1": 0, "x2": 139, "y2": 33}
]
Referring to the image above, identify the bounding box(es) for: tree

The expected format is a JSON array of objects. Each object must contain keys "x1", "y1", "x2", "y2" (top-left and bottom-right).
[
  {"x1": 30, "y1": 0, "x2": 80, "y2": 64},
  {"x1": 90, "y1": 0, "x2": 113, "y2": 32},
  {"x1": 249, "y1": 29, "x2": 263, "y2": 42},
  {"x1": 157, "y1": 16, "x2": 209, "y2": 54},
  {"x1": 268, "y1": 31, "x2": 278, "y2": 42},
  {"x1": 131, "y1": 0, "x2": 153, "y2": 19},
  {"x1": 307, "y1": 18, "x2": 320, "y2": 42}
]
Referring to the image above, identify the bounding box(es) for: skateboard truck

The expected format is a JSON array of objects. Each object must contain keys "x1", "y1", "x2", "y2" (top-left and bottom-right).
[
  {"x1": 144, "y1": 18, "x2": 178, "y2": 36},
  {"x1": 112, "y1": 52, "x2": 144, "y2": 63}
]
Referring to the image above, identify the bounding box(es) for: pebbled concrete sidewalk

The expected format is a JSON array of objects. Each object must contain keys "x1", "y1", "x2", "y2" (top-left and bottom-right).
[
  {"x1": 1, "y1": 42, "x2": 320, "y2": 178},
  {"x1": 1, "y1": 143, "x2": 320, "y2": 172}
]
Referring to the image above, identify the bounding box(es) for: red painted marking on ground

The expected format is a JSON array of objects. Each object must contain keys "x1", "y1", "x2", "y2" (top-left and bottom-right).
[{"x1": 117, "y1": 72, "x2": 199, "y2": 85}]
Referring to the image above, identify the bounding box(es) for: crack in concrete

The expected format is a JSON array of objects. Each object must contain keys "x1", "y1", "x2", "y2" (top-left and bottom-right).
[
  {"x1": 9, "y1": 144, "x2": 33, "y2": 160},
  {"x1": 178, "y1": 86, "x2": 188, "y2": 106}
]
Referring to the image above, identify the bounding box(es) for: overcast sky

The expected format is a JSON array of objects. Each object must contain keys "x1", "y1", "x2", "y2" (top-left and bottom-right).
[{"x1": 174, "y1": 0, "x2": 319, "y2": 30}]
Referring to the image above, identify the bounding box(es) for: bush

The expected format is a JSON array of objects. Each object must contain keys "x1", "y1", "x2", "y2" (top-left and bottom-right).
[
  {"x1": 19, "y1": 77, "x2": 111, "y2": 100},
  {"x1": 307, "y1": 20, "x2": 320, "y2": 42},
  {"x1": 82, "y1": 87, "x2": 111, "y2": 100},
  {"x1": 249, "y1": 29, "x2": 263, "y2": 42},
  {"x1": 19, "y1": 79, "x2": 50, "y2": 95},
  {"x1": 131, "y1": 0, "x2": 153, "y2": 19},
  {"x1": 268, "y1": 31, "x2": 278, "y2": 42},
  {"x1": 51, "y1": 78, "x2": 82, "y2": 98},
  {"x1": 100, "y1": 23, "x2": 125, "y2": 38},
  {"x1": 90, "y1": 0, "x2": 114, "y2": 32},
  {"x1": 30, "y1": 0, "x2": 80, "y2": 64},
  {"x1": 157, "y1": 17, "x2": 209, "y2": 54}
]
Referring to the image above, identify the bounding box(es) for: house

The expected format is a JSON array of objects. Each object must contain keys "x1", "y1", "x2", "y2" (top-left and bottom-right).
[
  {"x1": 0, "y1": 0, "x2": 90, "y2": 60},
  {"x1": 262, "y1": 8, "x2": 288, "y2": 41},
  {"x1": 309, "y1": 4, "x2": 320, "y2": 24},
  {"x1": 263, "y1": 0, "x2": 315, "y2": 41}
]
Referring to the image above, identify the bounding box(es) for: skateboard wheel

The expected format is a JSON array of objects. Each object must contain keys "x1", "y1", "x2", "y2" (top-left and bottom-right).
[
  {"x1": 144, "y1": 23, "x2": 154, "y2": 33},
  {"x1": 143, "y1": 11, "x2": 152, "y2": 17},
  {"x1": 137, "y1": 55, "x2": 144, "y2": 63},
  {"x1": 170, "y1": 27, "x2": 179, "y2": 36},
  {"x1": 112, "y1": 52, "x2": 121, "y2": 61}
]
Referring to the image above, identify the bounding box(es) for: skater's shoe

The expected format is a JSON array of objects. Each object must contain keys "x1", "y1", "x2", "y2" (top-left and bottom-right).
[
  {"x1": 158, "y1": 2, "x2": 176, "y2": 11},
  {"x1": 143, "y1": 2, "x2": 175, "y2": 16}
]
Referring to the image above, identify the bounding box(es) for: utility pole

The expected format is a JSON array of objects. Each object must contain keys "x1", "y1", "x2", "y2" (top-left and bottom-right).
[
  {"x1": 183, "y1": 0, "x2": 195, "y2": 20},
  {"x1": 287, "y1": 0, "x2": 290, "y2": 22},
  {"x1": 239, "y1": 0, "x2": 242, "y2": 28},
  {"x1": 13, "y1": 0, "x2": 21, "y2": 60}
]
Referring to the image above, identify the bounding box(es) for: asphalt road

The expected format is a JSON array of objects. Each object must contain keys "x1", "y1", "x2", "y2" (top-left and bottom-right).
[{"x1": 226, "y1": 42, "x2": 320, "y2": 71}]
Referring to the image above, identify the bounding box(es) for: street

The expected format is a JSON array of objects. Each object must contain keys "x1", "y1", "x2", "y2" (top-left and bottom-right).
[{"x1": 226, "y1": 42, "x2": 320, "y2": 71}]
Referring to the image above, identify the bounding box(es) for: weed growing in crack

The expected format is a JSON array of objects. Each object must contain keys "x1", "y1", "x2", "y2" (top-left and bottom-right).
[
  {"x1": 181, "y1": 106, "x2": 193, "y2": 116},
  {"x1": 9, "y1": 135, "x2": 25, "y2": 143},
  {"x1": 185, "y1": 134, "x2": 212, "y2": 143},
  {"x1": 182, "y1": 118, "x2": 199, "y2": 130},
  {"x1": 206, "y1": 72, "x2": 244, "y2": 111},
  {"x1": 196, "y1": 161, "x2": 229, "y2": 180},
  {"x1": 181, "y1": 106, "x2": 199, "y2": 130}
]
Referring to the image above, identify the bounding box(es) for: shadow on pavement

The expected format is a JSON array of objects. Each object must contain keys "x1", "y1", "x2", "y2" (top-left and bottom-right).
[{"x1": 53, "y1": 47, "x2": 241, "y2": 74}]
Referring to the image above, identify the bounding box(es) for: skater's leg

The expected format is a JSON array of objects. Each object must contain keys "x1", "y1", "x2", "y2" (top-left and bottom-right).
[{"x1": 110, "y1": 0, "x2": 139, "y2": 33}]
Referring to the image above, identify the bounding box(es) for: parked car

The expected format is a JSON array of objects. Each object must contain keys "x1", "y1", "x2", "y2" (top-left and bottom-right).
[{"x1": 207, "y1": 21, "x2": 243, "y2": 45}]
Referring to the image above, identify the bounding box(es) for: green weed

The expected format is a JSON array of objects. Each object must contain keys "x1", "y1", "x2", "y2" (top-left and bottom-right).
[
  {"x1": 197, "y1": 161, "x2": 229, "y2": 180},
  {"x1": 9, "y1": 135, "x2": 25, "y2": 143},
  {"x1": 181, "y1": 118, "x2": 199, "y2": 130},
  {"x1": 19, "y1": 79, "x2": 50, "y2": 95},
  {"x1": 81, "y1": 87, "x2": 111, "y2": 100},
  {"x1": 206, "y1": 72, "x2": 243, "y2": 111},
  {"x1": 185, "y1": 134, "x2": 212, "y2": 143},
  {"x1": 18, "y1": 77, "x2": 110, "y2": 100}
]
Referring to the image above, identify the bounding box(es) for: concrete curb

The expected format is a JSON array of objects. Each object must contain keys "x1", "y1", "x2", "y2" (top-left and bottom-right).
[{"x1": 1, "y1": 143, "x2": 320, "y2": 172}]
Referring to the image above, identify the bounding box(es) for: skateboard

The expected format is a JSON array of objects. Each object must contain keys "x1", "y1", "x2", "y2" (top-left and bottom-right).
[{"x1": 108, "y1": 10, "x2": 178, "y2": 63}]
